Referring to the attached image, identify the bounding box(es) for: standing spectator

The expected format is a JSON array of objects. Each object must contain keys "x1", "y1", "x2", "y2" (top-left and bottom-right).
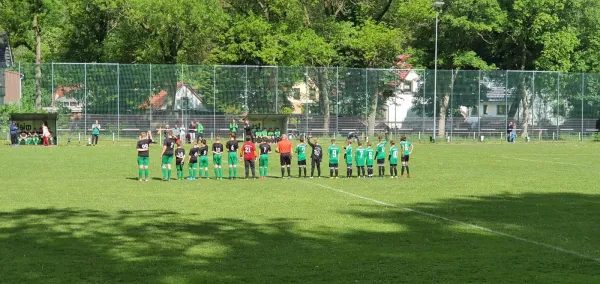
[
  {"x1": 188, "y1": 121, "x2": 196, "y2": 143},
  {"x1": 179, "y1": 125, "x2": 186, "y2": 143},
  {"x1": 229, "y1": 119, "x2": 238, "y2": 135},
  {"x1": 196, "y1": 121, "x2": 204, "y2": 142},
  {"x1": 42, "y1": 123, "x2": 51, "y2": 146},
  {"x1": 244, "y1": 119, "x2": 254, "y2": 142},
  {"x1": 91, "y1": 120, "x2": 101, "y2": 146},
  {"x1": 506, "y1": 121, "x2": 514, "y2": 142},
  {"x1": 511, "y1": 122, "x2": 517, "y2": 143},
  {"x1": 9, "y1": 121, "x2": 18, "y2": 146},
  {"x1": 172, "y1": 125, "x2": 180, "y2": 142}
]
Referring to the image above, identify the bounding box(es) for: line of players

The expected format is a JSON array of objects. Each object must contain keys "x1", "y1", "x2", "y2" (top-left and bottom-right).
[{"x1": 135, "y1": 131, "x2": 413, "y2": 181}]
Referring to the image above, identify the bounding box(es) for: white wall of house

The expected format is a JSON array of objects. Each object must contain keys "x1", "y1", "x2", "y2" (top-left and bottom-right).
[{"x1": 158, "y1": 85, "x2": 206, "y2": 111}]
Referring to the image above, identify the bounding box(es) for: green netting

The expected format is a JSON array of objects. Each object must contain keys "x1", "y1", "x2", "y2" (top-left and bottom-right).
[{"x1": 4, "y1": 63, "x2": 600, "y2": 142}]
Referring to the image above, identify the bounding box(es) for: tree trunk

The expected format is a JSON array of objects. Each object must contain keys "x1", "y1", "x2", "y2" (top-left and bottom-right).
[
  {"x1": 367, "y1": 93, "x2": 377, "y2": 137},
  {"x1": 317, "y1": 68, "x2": 330, "y2": 135},
  {"x1": 518, "y1": 77, "x2": 532, "y2": 138},
  {"x1": 437, "y1": 94, "x2": 449, "y2": 138},
  {"x1": 34, "y1": 14, "x2": 42, "y2": 111}
]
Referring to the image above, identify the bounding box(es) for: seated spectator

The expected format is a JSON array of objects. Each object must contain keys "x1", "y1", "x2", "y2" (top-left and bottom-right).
[{"x1": 18, "y1": 131, "x2": 28, "y2": 145}]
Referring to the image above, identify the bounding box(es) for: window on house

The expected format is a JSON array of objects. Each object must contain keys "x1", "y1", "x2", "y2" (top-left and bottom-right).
[
  {"x1": 483, "y1": 104, "x2": 488, "y2": 115},
  {"x1": 497, "y1": 105, "x2": 507, "y2": 115},
  {"x1": 292, "y1": 88, "x2": 301, "y2": 100}
]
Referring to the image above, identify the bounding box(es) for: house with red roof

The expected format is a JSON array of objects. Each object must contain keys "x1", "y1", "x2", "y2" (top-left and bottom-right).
[{"x1": 139, "y1": 82, "x2": 208, "y2": 112}]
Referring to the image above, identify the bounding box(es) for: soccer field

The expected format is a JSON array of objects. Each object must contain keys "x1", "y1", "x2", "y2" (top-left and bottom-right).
[{"x1": 1, "y1": 142, "x2": 599, "y2": 283}]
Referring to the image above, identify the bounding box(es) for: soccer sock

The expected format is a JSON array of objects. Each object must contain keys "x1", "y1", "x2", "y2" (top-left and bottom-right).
[
  {"x1": 311, "y1": 166, "x2": 315, "y2": 177},
  {"x1": 348, "y1": 168, "x2": 352, "y2": 177},
  {"x1": 167, "y1": 169, "x2": 172, "y2": 180},
  {"x1": 401, "y1": 166, "x2": 405, "y2": 175},
  {"x1": 335, "y1": 169, "x2": 339, "y2": 177},
  {"x1": 281, "y1": 168, "x2": 285, "y2": 177},
  {"x1": 299, "y1": 168, "x2": 302, "y2": 177},
  {"x1": 214, "y1": 168, "x2": 218, "y2": 178},
  {"x1": 228, "y1": 167, "x2": 232, "y2": 178},
  {"x1": 145, "y1": 168, "x2": 149, "y2": 178},
  {"x1": 234, "y1": 167, "x2": 237, "y2": 178},
  {"x1": 287, "y1": 166, "x2": 291, "y2": 177},
  {"x1": 189, "y1": 168, "x2": 193, "y2": 178},
  {"x1": 303, "y1": 167, "x2": 307, "y2": 177},
  {"x1": 406, "y1": 166, "x2": 410, "y2": 175},
  {"x1": 205, "y1": 169, "x2": 209, "y2": 178},
  {"x1": 162, "y1": 167, "x2": 167, "y2": 179},
  {"x1": 220, "y1": 168, "x2": 224, "y2": 178},
  {"x1": 317, "y1": 164, "x2": 321, "y2": 177},
  {"x1": 382, "y1": 167, "x2": 385, "y2": 176},
  {"x1": 139, "y1": 169, "x2": 143, "y2": 179},
  {"x1": 330, "y1": 169, "x2": 333, "y2": 177}
]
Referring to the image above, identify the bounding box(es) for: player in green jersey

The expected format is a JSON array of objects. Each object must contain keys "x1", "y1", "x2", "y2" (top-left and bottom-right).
[
  {"x1": 365, "y1": 142, "x2": 375, "y2": 178},
  {"x1": 355, "y1": 142, "x2": 366, "y2": 178},
  {"x1": 198, "y1": 139, "x2": 210, "y2": 179},
  {"x1": 389, "y1": 141, "x2": 399, "y2": 178},
  {"x1": 344, "y1": 140, "x2": 353, "y2": 178},
  {"x1": 400, "y1": 136, "x2": 414, "y2": 178},
  {"x1": 296, "y1": 138, "x2": 308, "y2": 178},
  {"x1": 375, "y1": 136, "x2": 388, "y2": 177},
  {"x1": 327, "y1": 139, "x2": 341, "y2": 179},
  {"x1": 212, "y1": 137, "x2": 224, "y2": 180}
]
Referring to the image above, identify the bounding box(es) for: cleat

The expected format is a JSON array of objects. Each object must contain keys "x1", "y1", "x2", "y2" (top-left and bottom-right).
[
  {"x1": 139, "y1": 179, "x2": 143, "y2": 182},
  {"x1": 145, "y1": 179, "x2": 149, "y2": 182},
  {"x1": 407, "y1": 174, "x2": 411, "y2": 178},
  {"x1": 330, "y1": 177, "x2": 334, "y2": 179},
  {"x1": 400, "y1": 175, "x2": 404, "y2": 178},
  {"x1": 310, "y1": 176, "x2": 314, "y2": 179}
]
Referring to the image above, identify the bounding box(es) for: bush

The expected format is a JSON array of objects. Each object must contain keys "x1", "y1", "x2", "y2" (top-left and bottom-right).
[{"x1": 594, "y1": 132, "x2": 600, "y2": 141}]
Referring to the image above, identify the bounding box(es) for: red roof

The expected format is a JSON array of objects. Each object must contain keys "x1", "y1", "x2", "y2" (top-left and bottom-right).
[{"x1": 138, "y1": 82, "x2": 201, "y2": 110}]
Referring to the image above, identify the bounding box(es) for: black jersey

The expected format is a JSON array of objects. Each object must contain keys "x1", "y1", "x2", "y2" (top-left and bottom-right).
[
  {"x1": 308, "y1": 140, "x2": 323, "y2": 160},
  {"x1": 175, "y1": 148, "x2": 185, "y2": 164},
  {"x1": 199, "y1": 145, "x2": 208, "y2": 156},
  {"x1": 212, "y1": 142, "x2": 223, "y2": 154},
  {"x1": 163, "y1": 137, "x2": 175, "y2": 156},
  {"x1": 189, "y1": 147, "x2": 200, "y2": 163},
  {"x1": 226, "y1": 140, "x2": 239, "y2": 152},
  {"x1": 259, "y1": 143, "x2": 271, "y2": 155},
  {"x1": 137, "y1": 138, "x2": 153, "y2": 157}
]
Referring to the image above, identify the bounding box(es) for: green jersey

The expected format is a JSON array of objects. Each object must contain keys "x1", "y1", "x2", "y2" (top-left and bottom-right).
[
  {"x1": 389, "y1": 145, "x2": 399, "y2": 164},
  {"x1": 229, "y1": 123, "x2": 238, "y2": 133},
  {"x1": 376, "y1": 140, "x2": 387, "y2": 160},
  {"x1": 365, "y1": 147, "x2": 375, "y2": 166},
  {"x1": 400, "y1": 141, "x2": 412, "y2": 156},
  {"x1": 295, "y1": 143, "x2": 308, "y2": 161},
  {"x1": 355, "y1": 146, "x2": 366, "y2": 166},
  {"x1": 197, "y1": 123, "x2": 204, "y2": 133},
  {"x1": 92, "y1": 124, "x2": 101, "y2": 135},
  {"x1": 344, "y1": 145, "x2": 353, "y2": 164},
  {"x1": 328, "y1": 145, "x2": 341, "y2": 164},
  {"x1": 274, "y1": 131, "x2": 281, "y2": 137},
  {"x1": 267, "y1": 131, "x2": 274, "y2": 137}
]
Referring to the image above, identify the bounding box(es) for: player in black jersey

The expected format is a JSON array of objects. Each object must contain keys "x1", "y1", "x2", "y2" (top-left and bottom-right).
[
  {"x1": 258, "y1": 140, "x2": 271, "y2": 179},
  {"x1": 161, "y1": 131, "x2": 176, "y2": 181},
  {"x1": 212, "y1": 137, "x2": 224, "y2": 179},
  {"x1": 198, "y1": 139, "x2": 210, "y2": 179},
  {"x1": 136, "y1": 131, "x2": 153, "y2": 182},
  {"x1": 307, "y1": 135, "x2": 323, "y2": 178},
  {"x1": 226, "y1": 134, "x2": 239, "y2": 179},
  {"x1": 187, "y1": 141, "x2": 200, "y2": 180},
  {"x1": 174, "y1": 140, "x2": 186, "y2": 180}
]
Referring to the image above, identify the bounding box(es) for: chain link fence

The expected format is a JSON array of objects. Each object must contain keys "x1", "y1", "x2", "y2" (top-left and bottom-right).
[{"x1": 3, "y1": 63, "x2": 600, "y2": 143}]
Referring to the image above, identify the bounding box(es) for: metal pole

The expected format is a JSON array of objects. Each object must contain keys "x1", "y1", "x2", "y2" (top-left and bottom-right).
[
  {"x1": 532, "y1": 72, "x2": 535, "y2": 140},
  {"x1": 478, "y1": 70, "x2": 481, "y2": 138},
  {"x1": 557, "y1": 72, "x2": 560, "y2": 140},
  {"x1": 117, "y1": 64, "x2": 120, "y2": 141},
  {"x1": 149, "y1": 64, "x2": 152, "y2": 131},
  {"x1": 336, "y1": 66, "x2": 340, "y2": 138},
  {"x1": 213, "y1": 66, "x2": 216, "y2": 138},
  {"x1": 275, "y1": 66, "x2": 279, "y2": 114},
  {"x1": 51, "y1": 62, "x2": 54, "y2": 107},
  {"x1": 365, "y1": 69, "x2": 369, "y2": 138},
  {"x1": 449, "y1": 70, "x2": 454, "y2": 141},
  {"x1": 245, "y1": 65, "x2": 248, "y2": 111},
  {"x1": 181, "y1": 64, "x2": 184, "y2": 129},
  {"x1": 581, "y1": 73, "x2": 585, "y2": 141},
  {"x1": 422, "y1": 70, "x2": 426, "y2": 134},
  {"x1": 433, "y1": 10, "x2": 439, "y2": 142},
  {"x1": 505, "y1": 70, "x2": 508, "y2": 142},
  {"x1": 18, "y1": 63, "x2": 22, "y2": 111},
  {"x1": 84, "y1": 63, "x2": 87, "y2": 138}
]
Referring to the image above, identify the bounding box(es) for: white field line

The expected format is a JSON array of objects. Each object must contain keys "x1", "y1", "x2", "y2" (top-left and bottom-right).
[
  {"x1": 297, "y1": 180, "x2": 600, "y2": 264},
  {"x1": 491, "y1": 155, "x2": 594, "y2": 167}
]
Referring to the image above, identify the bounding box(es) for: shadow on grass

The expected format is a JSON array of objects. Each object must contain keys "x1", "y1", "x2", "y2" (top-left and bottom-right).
[{"x1": 0, "y1": 193, "x2": 599, "y2": 283}]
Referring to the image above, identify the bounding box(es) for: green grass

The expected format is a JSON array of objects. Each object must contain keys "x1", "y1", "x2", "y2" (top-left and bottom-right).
[{"x1": 1, "y1": 141, "x2": 599, "y2": 283}]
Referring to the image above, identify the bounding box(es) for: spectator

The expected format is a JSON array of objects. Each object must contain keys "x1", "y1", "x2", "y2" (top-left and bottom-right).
[
  {"x1": 172, "y1": 124, "x2": 180, "y2": 141},
  {"x1": 196, "y1": 121, "x2": 204, "y2": 142},
  {"x1": 229, "y1": 119, "x2": 238, "y2": 135},
  {"x1": 189, "y1": 121, "x2": 196, "y2": 143},
  {"x1": 244, "y1": 119, "x2": 254, "y2": 142},
  {"x1": 179, "y1": 125, "x2": 186, "y2": 143},
  {"x1": 42, "y1": 123, "x2": 51, "y2": 146},
  {"x1": 9, "y1": 121, "x2": 18, "y2": 146},
  {"x1": 511, "y1": 122, "x2": 517, "y2": 143},
  {"x1": 91, "y1": 120, "x2": 101, "y2": 146}
]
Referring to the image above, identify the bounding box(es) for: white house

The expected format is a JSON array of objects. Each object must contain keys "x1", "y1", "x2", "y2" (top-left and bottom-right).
[
  {"x1": 141, "y1": 82, "x2": 208, "y2": 112},
  {"x1": 385, "y1": 70, "x2": 421, "y2": 129}
]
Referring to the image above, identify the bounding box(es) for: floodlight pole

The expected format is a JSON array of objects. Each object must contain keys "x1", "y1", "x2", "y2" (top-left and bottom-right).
[{"x1": 433, "y1": 1, "x2": 444, "y2": 142}]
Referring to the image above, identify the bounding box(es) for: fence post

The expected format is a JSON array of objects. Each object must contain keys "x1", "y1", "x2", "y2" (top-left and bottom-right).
[
  {"x1": 149, "y1": 64, "x2": 152, "y2": 131},
  {"x1": 477, "y1": 70, "x2": 481, "y2": 138},
  {"x1": 213, "y1": 65, "x2": 216, "y2": 139},
  {"x1": 84, "y1": 63, "x2": 87, "y2": 139},
  {"x1": 532, "y1": 71, "x2": 536, "y2": 141},
  {"x1": 244, "y1": 65, "x2": 248, "y2": 111},
  {"x1": 275, "y1": 66, "x2": 279, "y2": 114},
  {"x1": 581, "y1": 73, "x2": 585, "y2": 141},
  {"x1": 556, "y1": 72, "x2": 560, "y2": 140},
  {"x1": 365, "y1": 69, "x2": 368, "y2": 138},
  {"x1": 117, "y1": 63, "x2": 120, "y2": 141},
  {"x1": 19, "y1": 62, "x2": 22, "y2": 111},
  {"x1": 336, "y1": 66, "x2": 339, "y2": 139},
  {"x1": 504, "y1": 70, "x2": 508, "y2": 143}
]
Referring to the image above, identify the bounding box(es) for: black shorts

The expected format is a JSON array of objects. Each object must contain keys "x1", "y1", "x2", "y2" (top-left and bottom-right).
[
  {"x1": 280, "y1": 153, "x2": 291, "y2": 165},
  {"x1": 329, "y1": 163, "x2": 338, "y2": 168},
  {"x1": 402, "y1": 155, "x2": 410, "y2": 162},
  {"x1": 390, "y1": 163, "x2": 397, "y2": 166},
  {"x1": 298, "y1": 160, "x2": 306, "y2": 166},
  {"x1": 377, "y1": 159, "x2": 385, "y2": 165}
]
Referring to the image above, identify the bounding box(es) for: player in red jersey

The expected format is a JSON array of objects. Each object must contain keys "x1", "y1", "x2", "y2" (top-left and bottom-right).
[{"x1": 240, "y1": 137, "x2": 258, "y2": 179}]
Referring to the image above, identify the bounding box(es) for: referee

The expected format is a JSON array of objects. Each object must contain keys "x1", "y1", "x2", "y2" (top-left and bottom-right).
[{"x1": 277, "y1": 134, "x2": 293, "y2": 178}]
